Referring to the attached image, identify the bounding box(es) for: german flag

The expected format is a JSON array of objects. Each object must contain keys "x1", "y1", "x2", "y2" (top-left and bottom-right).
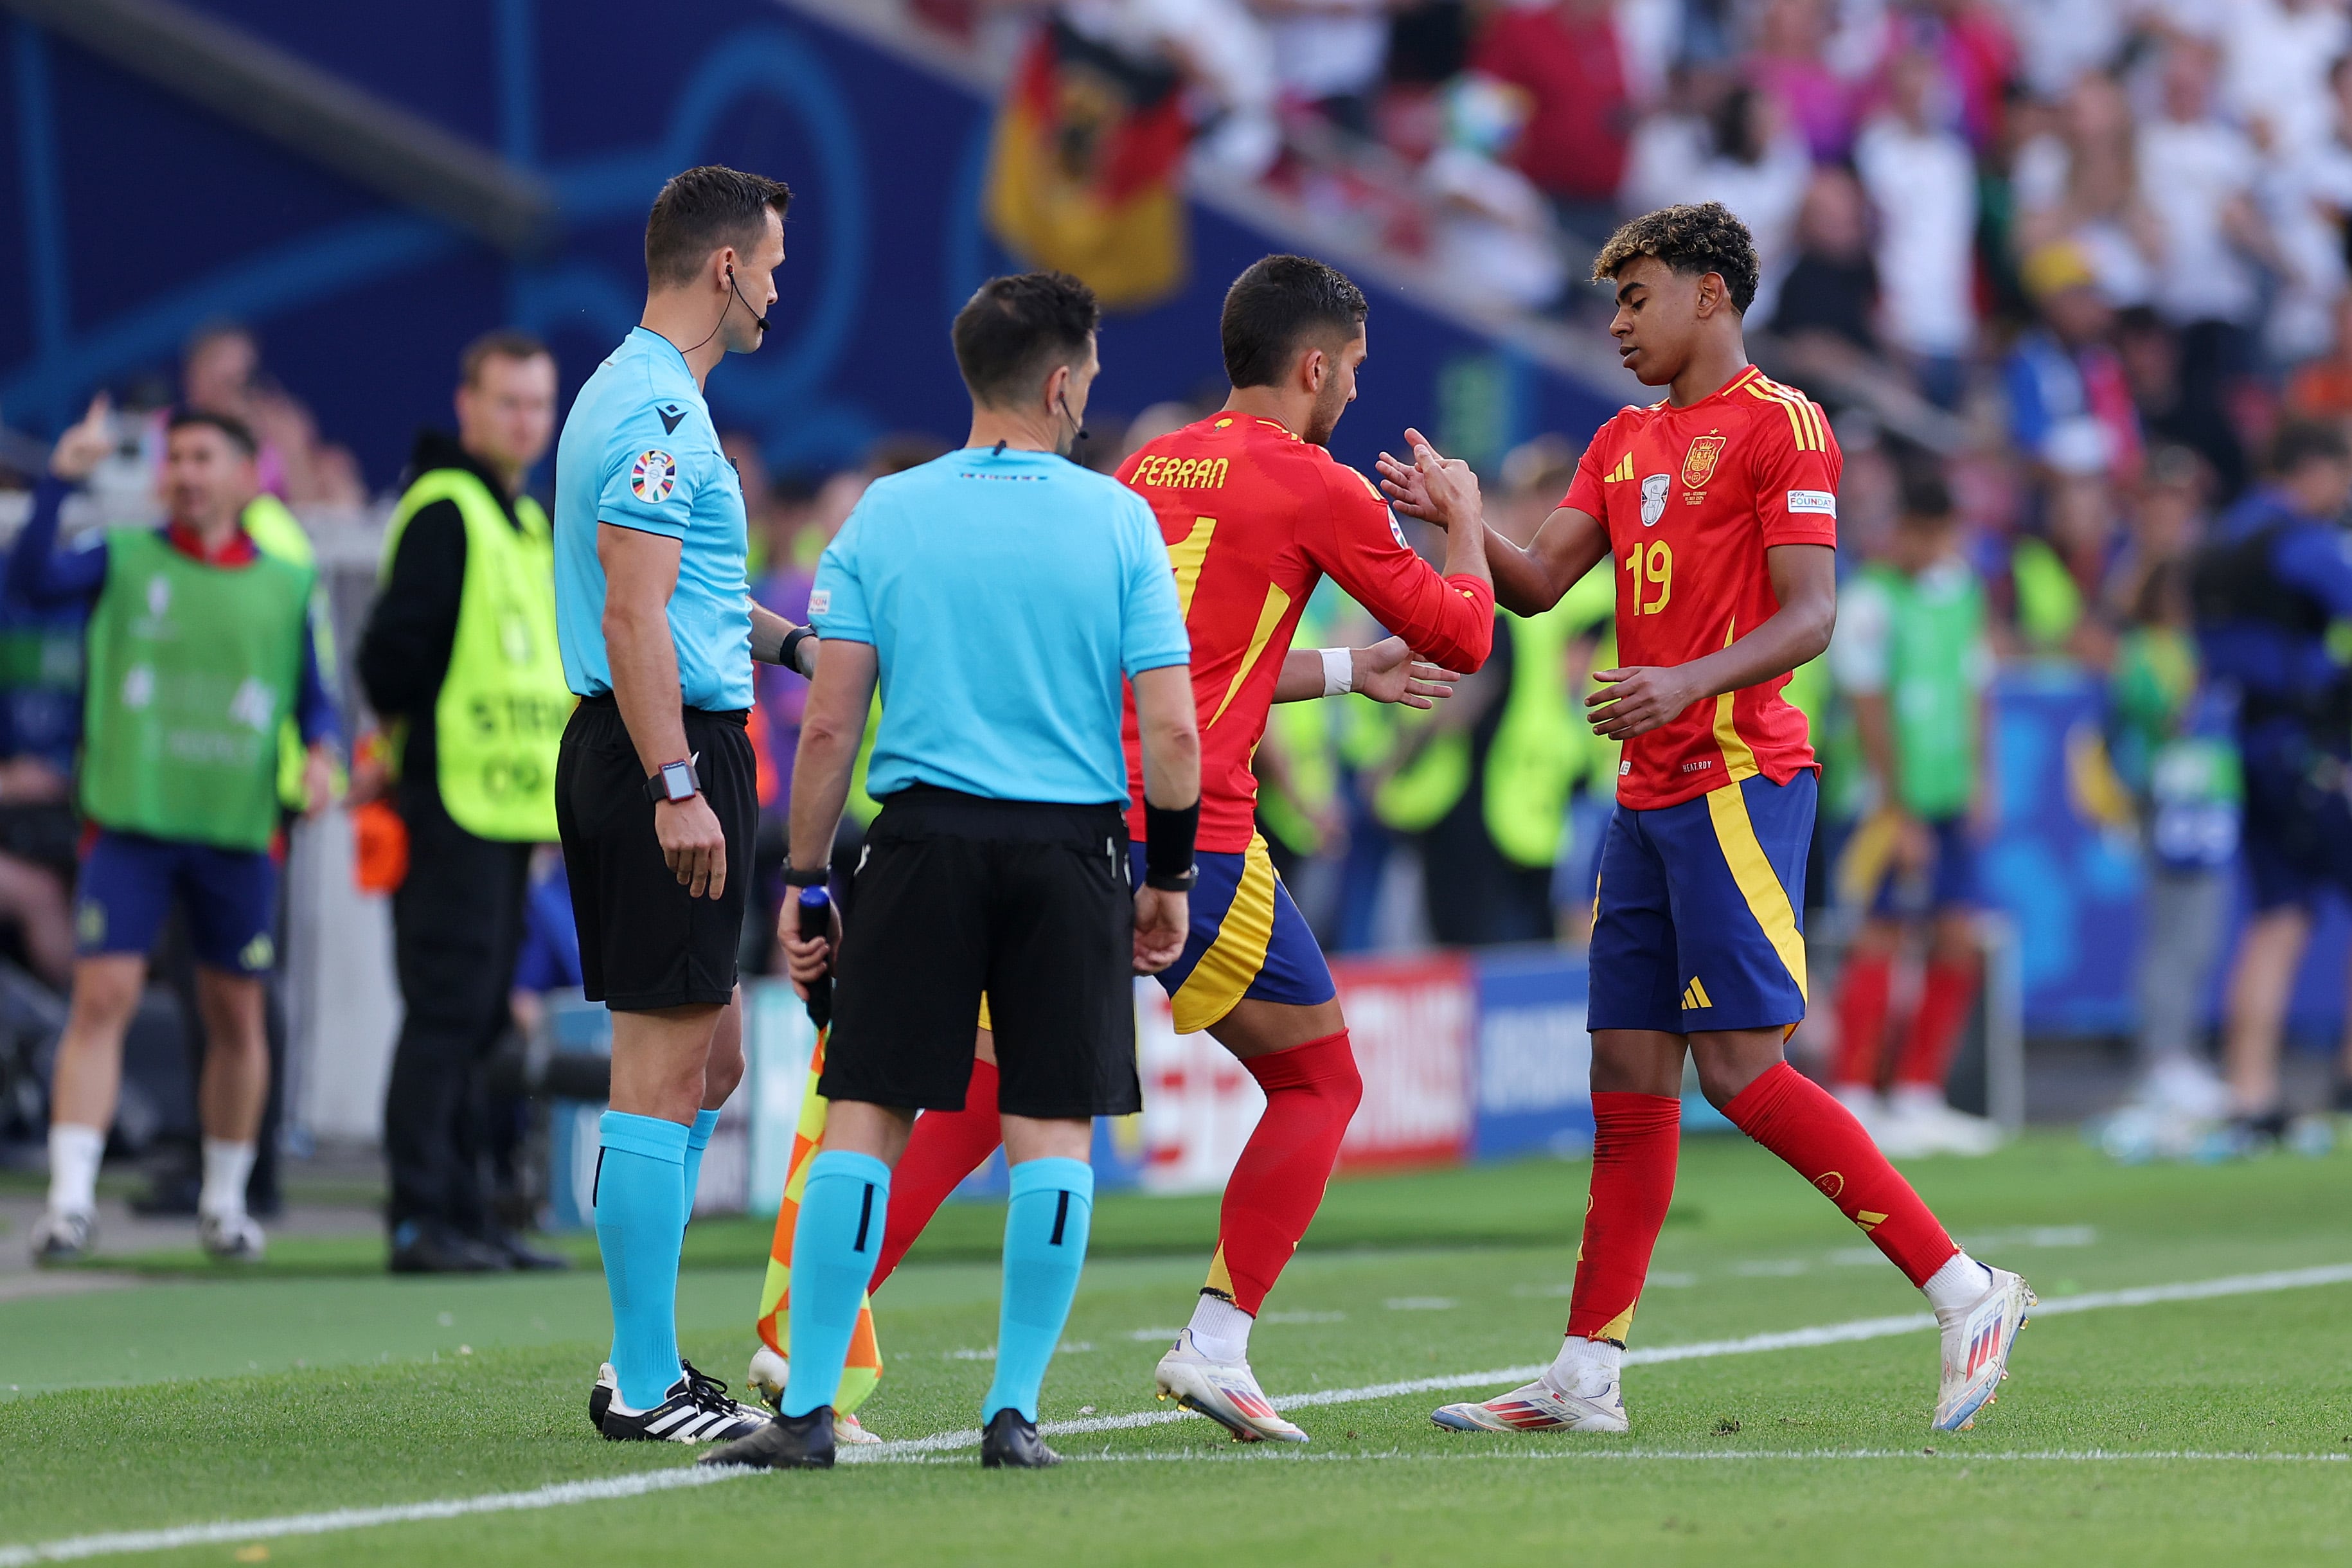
[{"x1": 984, "y1": 17, "x2": 1190, "y2": 310}]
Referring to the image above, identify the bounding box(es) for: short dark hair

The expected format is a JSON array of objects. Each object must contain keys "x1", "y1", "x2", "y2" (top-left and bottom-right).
[
  {"x1": 165, "y1": 407, "x2": 256, "y2": 457},
  {"x1": 950, "y1": 272, "x2": 1100, "y2": 407},
  {"x1": 1592, "y1": 202, "x2": 1761, "y2": 314},
  {"x1": 460, "y1": 328, "x2": 553, "y2": 387},
  {"x1": 644, "y1": 165, "x2": 792, "y2": 290},
  {"x1": 1220, "y1": 255, "x2": 1368, "y2": 388},
  {"x1": 2270, "y1": 416, "x2": 2350, "y2": 476},
  {"x1": 1898, "y1": 466, "x2": 1954, "y2": 523}
]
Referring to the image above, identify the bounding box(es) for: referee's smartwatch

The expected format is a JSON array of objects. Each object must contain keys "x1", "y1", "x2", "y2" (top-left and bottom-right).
[{"x1": 645, "y1": 756, "x2": 700, "y2": 805}]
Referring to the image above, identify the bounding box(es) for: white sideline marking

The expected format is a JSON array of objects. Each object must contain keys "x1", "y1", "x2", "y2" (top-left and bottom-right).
[
  {"x1": 873, "y1": 1447, "x2": 2352, "y2": 1468},
  {"x1": 6, "y1": 1261, "x2": 2350, "y2": 1564}
]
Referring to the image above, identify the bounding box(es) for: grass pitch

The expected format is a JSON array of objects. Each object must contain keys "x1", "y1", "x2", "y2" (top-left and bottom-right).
[{"x1": 4, "y1": 1132, "x2": 2349, "y2": 1566}]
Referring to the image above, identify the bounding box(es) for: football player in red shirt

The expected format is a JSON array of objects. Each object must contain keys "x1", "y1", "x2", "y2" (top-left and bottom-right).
[
  {"x1": 1386, "y1": 204, "x2": 2033, "y2": 1438},
  {"x1": 823, "y1": 256, "x2": 1495, "y2": 1443}
]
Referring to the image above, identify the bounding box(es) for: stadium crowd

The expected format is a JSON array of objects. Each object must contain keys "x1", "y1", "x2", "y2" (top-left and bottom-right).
[{"x1": 5, "y1": 0, "x2": 2352, "y2": 1263}]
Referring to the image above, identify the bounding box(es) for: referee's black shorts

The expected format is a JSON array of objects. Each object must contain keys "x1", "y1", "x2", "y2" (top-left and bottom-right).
[
  {"x1": 821, "y1": 786, "x2": 1139, "y2": 1121},
  {"x1": 555, "y1": 695, "x2": 754, "y2": 1012}
]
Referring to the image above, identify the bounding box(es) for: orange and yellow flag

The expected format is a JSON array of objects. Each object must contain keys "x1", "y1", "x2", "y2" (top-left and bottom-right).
[{"x1": 752, "y1": 1029, "x2": 882, "y2": 1415}]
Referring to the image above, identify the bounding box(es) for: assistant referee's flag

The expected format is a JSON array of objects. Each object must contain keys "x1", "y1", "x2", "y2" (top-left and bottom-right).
[{"x1": 752, "y1": 904, "x2": 883, "y2": 1416}]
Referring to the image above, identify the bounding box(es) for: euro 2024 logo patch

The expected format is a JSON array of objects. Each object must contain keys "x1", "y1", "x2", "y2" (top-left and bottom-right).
[
  {"x1": 1681, "y1": 434, "x2": 1726, "y2": 490},
  {"x1": 631, "y1": 449, "x2": 677, "y2": 503},
  {"x1": 1639, "y1": 473, "x2": 1670, "y2": 527}
]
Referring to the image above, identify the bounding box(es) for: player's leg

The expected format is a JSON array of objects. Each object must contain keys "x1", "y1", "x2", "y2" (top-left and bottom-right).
[
  {"x1": 1436, "y1": 805, "x2": 1677, "y2": 1436},
  {"x1": 2220, "y1": 766, "x2": 2321, "y2": 1137},
  {"x1": 708, "y1": 796, "x2": 992, "y2": 1469},
  {"x1": 1680, "y1": 772, "x2": 2029, "y2": 1430},
  {"x1": 1880, "y1": 821, "x2": 1995, "y2": 1155},
  {"x1": 967, "y1": 812, "x2": 1130, "y2": 1468},
  {"x1": 33, "y1": 831, "x2": 170, "y2": 1264},
  {"x1": 871, "y1": 1021, "x2": 1002, "y2": 1290},
  {"x1": 173, "y1": 837, "x2": 280, "y2": 1247},
  {"x1": 1141, "y1": 834, "x2": 1346, "y2": 1441}
]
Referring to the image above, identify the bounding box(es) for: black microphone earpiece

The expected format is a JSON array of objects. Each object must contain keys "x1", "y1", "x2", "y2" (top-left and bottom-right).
[{"x1": 726, "y1": 264, "x2": 769, "y2": 333}]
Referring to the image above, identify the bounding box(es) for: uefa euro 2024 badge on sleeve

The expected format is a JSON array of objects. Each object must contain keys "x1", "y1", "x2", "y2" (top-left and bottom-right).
[{"x1": 632, "y1": 449, "x2": 677, "y2": 504}]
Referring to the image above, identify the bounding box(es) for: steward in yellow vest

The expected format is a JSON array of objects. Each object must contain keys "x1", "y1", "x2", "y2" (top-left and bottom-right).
[{"x1": 355, "y1": 334, "x2": 572, "y2": 1275}]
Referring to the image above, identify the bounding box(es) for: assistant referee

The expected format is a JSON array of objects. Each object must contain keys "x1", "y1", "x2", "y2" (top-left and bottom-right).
[
  {"x1": 702, "y1": 271, "x2": 1201, "y2": 1472},
  {"x1": 553, "y1": 165, "x2": 816, "y2": 1445}
]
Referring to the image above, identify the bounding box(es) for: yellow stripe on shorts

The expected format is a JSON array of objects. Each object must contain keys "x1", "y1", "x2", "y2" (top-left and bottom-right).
[
  {"x1": 1170, "y1": 833, "x2": 1279, "y2": 1034},
  {"x1": 1703, "y1": 781, "x2": 1808, "y2": 1003}
]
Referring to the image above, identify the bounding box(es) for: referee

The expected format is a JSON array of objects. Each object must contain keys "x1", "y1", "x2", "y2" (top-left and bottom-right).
[
  {"x1": 703, "y1": 271, "x2": 1200, "y2": 1471},
  {"x1": 553, "y1": 165, "x2": 817, "y2": 1444}
]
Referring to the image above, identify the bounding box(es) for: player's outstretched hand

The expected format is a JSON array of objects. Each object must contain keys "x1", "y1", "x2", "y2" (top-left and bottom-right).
[
  {"x1": 1132, "y1": 886, "x2": 1188, "y2": 975},
  {"x1": 1374, "y1": 428, "x2": 1481, "y2": 531},
  {"x1": 49, "y1": 394, "x2": 112, "y2": 483},
  {"x1": 655, "y1": 794, "x2": 729, "y2": 900},
  {"x1": 1353, "y1": 636, "x2": 1461, "y2": 709},
  {"x1": 779, "y1": 901, "x2": 841, "y2": 1001},
  {"x1": 1587, "y1": 665, "x2": 1703, "y2": 740}
]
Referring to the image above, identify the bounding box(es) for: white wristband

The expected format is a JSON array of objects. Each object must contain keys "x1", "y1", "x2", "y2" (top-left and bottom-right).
[{"x1": 1319, "y1": 647, "x2": 1353, "y2": 698}]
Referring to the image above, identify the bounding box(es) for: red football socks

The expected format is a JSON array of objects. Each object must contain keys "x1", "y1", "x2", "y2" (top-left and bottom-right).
[
  {"x1": 1207, "y1": 1031, "x2": 1362, "y2": 1314},
  {"x1": 1723, "y1": 1062, "x2": 1959, "y2": 1286},
  {"x1": 1564, "y1": 1093, "x2": 1682, "y2": 1343},
  {"x1": 868, "y1": 1058, "x2": 1003, "y2": 1292},
  {"x1": 1894, "y1": 958, "x2": 1979, "y2": 1090},
  {"x1": 1832, "y1": 950, "x2": 1893, "y2": 1089}
]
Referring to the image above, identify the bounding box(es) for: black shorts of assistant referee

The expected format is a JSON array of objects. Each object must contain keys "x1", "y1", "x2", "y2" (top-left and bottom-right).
[
  {"x1": 555, "y1": 695, "x2": 754, "y2": 1011},
  {"x1": 821, "y1": 785, "x2": 1141, "y2": 1121}
]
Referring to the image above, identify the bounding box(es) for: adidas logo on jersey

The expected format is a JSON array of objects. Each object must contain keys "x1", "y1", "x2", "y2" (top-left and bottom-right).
[
  {"x1": 1604, "y1": 452, "x2": 1636, "y2": 483},
  {"x1": 1681, "y1": 977, "x2": 1713, "y2": 1010}
]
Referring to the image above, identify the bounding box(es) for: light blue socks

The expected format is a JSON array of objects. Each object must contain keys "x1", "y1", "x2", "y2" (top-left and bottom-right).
[
  {"x1": 594, "y1": 1111, "x2": 690, "y2": 1411},
  {"x1": 983, "y1": 1157, "x2": 1094, "y2": 1424},
  {"x1": 780, "y1": 1150, "x2": 892, "y2": 1418},
  {"x1": 682, "y1": 1108, "x2": 720, "y2": 1216}
]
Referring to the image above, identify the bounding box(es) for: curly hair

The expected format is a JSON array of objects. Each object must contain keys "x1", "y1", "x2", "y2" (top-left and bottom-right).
[{"x1": 1591, "y1": 202, "x2": 1760, "y2": 314}]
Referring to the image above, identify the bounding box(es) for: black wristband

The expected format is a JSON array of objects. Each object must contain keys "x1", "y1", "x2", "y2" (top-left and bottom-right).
[
  {"x1": 780, "y1": 624, "x2": 817, "y2": 675},
  {"x1": 782, "y1": 861, "x2": 829, "y2": 888},
  {"x1": 1143, "y1": 798, "x2": 1199, "y2": 891}
]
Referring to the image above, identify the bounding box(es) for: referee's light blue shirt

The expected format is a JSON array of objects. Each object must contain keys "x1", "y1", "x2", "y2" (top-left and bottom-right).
[
  {"x1": 553, "y1": 327, "x2": 754, "y2": 713},
  {"x1": 811, "y1": 447, "x2": 1189, "y2": 805}
]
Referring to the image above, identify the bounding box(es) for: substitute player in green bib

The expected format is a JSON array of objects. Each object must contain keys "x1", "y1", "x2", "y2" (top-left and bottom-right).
[
  {"x1": 1825, "y1": 468, "x2": 2001, "y2": 1159},
  {"x1": 24, "y1": 405, "x2": 338, "y2": 1265},
  {"x1": 359, "y1": 330, "x2": 573, "y2": 1275}
]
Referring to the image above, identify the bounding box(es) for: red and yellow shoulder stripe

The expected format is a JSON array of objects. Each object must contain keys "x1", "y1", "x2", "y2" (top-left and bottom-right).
[{"x1": 1738, "y1": 369, "x2": 1830, "y2": 454}]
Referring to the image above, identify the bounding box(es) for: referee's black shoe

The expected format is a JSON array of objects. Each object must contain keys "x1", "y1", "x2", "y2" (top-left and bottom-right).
[
  {"x1": 697, "y1": 1407, "x2": 835, "y2": 1469},
  {"x1": 980, "y1": 1409, "x2": 1062, "y2": 1469},
  {"x1": 600, "y1": 1365, "x2": 769, "y2": 1445}
]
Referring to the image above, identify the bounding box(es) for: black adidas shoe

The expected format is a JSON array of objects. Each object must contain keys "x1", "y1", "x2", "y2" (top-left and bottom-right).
[
  {"x1": 599, "y1": 1364, "x2": 767, "y2": 1443},
  {"x1": 698, "y1": 1407, "x2": 835, "y2": 1469},
  {"x1": 979, "y1": 1408, "x2": 1062, "y2": 1469},
  {"x1": 589, "y1": 1362, "x2": 616, "y2": 1435}
]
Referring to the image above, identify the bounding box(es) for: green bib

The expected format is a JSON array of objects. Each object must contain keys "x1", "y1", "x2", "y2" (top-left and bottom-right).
[
  {"x1": 80, "y1": 530, "x2": 312, "y2": 851},
  {"x1": 383, "y1": 469, "x2": 570, "y2": 841},
  {"x1": 1859, "y1": 560, "x2": 1985, "y2": 819}
]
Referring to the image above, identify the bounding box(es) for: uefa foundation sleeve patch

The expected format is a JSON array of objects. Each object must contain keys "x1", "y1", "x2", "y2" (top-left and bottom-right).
[
  {"x1": 1786, "y1": 489, "x2": 1836, "y2": 516},
  {"x1": 632, "y1": 450, "x2": 678, "y2": 503}
]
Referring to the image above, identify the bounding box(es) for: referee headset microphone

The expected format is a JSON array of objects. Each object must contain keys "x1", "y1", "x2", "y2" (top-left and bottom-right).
[{"x1": 677, "y1": 262, "x2": 771, "y2": 358}]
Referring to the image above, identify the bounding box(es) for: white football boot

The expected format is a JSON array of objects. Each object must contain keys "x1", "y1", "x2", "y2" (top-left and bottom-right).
[
  {"x1": 1932, "y1": 1265, "x2": 2035, "y2": 1431},
  {"x1": 197, "y1": 1209, "x2": 266, "y2": 1262},
  {"x1": 1154, "y1": 1330, "x2": 1308, "y2": 1443},
  {"x1": 1432, "y1": 1339, "x2": 1630, "y2": 1434},
  {"x1": 1881, "y1": 1087, "x2": 2004, "y2": 1158},
  {"x1": 744, "y1": 1345, "x2": 880, "y2": 1444},
  {"x1": 29, "y1": 1207, "x2": 95, "y2": 1266}
]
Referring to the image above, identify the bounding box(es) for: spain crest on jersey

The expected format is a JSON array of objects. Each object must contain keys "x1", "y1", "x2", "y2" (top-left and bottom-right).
[{"x1": 1680, "y1": 435, "x2": 1727, "y2": 490}]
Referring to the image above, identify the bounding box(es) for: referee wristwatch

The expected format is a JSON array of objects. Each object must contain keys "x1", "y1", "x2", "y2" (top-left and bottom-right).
[{"x1": 645, "y1": 756, "x2": 700, "y2": 805}]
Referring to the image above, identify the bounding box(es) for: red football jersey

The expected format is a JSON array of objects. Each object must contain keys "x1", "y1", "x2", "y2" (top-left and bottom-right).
[
  {"x1": 1563, "y1": 364, "x2": 1840, "y2": 810},
  {"x1": 1119, "y1": 414, "x2": 1495, "y2": 851}
]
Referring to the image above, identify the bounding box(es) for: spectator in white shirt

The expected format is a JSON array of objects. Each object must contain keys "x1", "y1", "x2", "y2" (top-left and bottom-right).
[
  {"x1": 2219, "y1": 0, "x2": 2350, "y2": 159},
  {"x1": 1623, "y1": 80, "x2": 1813, "y2": 321},
  {"x1": 1856, "y1": 45, "x2": 1981, "y2": 405},
  {"x1": 2137, "y1": 39, "x2": 2276, "y2": 335},
  {"x1": 1256, "y1": 0, "x2": 1393, "y2": 136},
  {"x1": 2013, "y1": 70, "x2": 2164, "y2": 308}
]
